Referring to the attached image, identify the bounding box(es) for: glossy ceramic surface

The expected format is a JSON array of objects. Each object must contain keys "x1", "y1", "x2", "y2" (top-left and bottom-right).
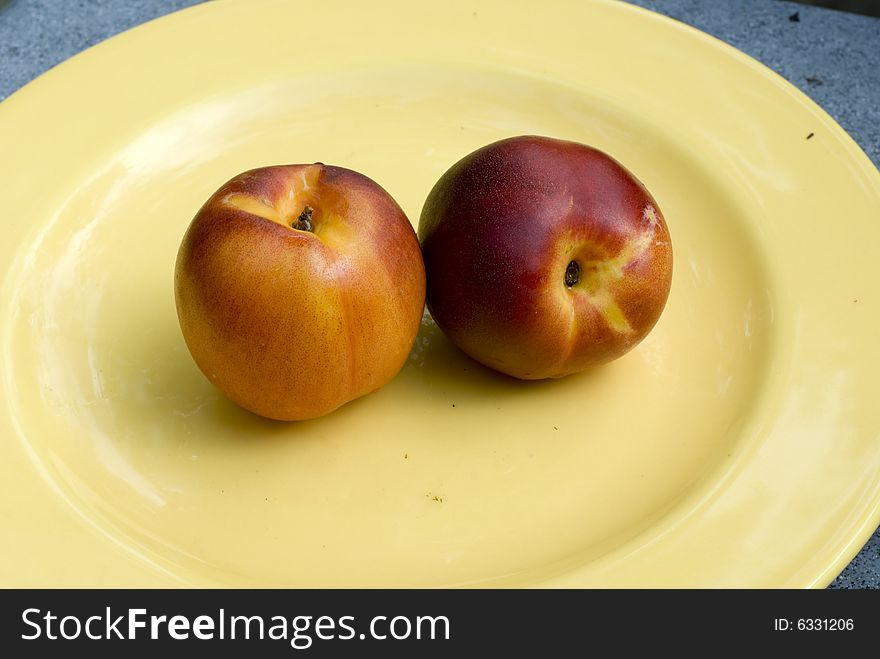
[{"x1": 1, "y1": 0, "x2": 879, "y2": 587}]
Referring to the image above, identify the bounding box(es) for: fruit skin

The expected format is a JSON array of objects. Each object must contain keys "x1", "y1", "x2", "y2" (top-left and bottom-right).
[
  {"x1": 175, "y1": 164, "x2": 425, "y2": 420},
  {"x1": 418, "y1": 135, "x2": 672, "y2": 380}
]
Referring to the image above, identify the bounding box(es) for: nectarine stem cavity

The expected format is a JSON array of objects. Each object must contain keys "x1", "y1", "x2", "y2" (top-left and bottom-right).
[
  {"x1": 293, "y1": 206, "x2": 314, "y2": 232},
  {"x1": 564, "y1": 260, "x2": 580, "y2": 288}
]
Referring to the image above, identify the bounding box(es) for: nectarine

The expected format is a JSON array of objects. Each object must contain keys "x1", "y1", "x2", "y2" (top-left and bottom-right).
[
  {"x1": 175, "y1": 164, "x2": 425, "y2": 420},
  {"x1": 418, "y1": 136, "x2": 672, "y2": 379}
]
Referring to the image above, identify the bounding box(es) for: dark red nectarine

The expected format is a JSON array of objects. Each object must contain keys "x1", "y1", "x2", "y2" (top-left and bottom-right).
[{"x1": 418, "y1": 135, "x2": 672, "y2": 379}]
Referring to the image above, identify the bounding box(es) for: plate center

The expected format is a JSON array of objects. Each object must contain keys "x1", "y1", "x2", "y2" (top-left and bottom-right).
[{"x1": 4, "y1": 66, "x2": 774, "y2": 586}]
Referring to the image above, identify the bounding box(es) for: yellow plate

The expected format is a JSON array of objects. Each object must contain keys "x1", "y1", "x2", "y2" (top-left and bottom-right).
[{"x1": 2, "y1": 0, "x2": 879, "y2": 588}]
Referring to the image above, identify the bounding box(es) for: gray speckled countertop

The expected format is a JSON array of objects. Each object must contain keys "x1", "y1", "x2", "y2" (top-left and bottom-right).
[{"x1": 0, "y1": 0, "x2": 877, "y2": 588}]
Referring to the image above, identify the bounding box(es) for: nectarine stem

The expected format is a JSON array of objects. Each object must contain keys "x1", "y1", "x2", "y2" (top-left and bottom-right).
[
  {"x1": 564, "y1": 260, "x2": 580, "y2": 288},
  {"x1": 293, "y1": 206, "x2": 314, "y2": 232}
]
